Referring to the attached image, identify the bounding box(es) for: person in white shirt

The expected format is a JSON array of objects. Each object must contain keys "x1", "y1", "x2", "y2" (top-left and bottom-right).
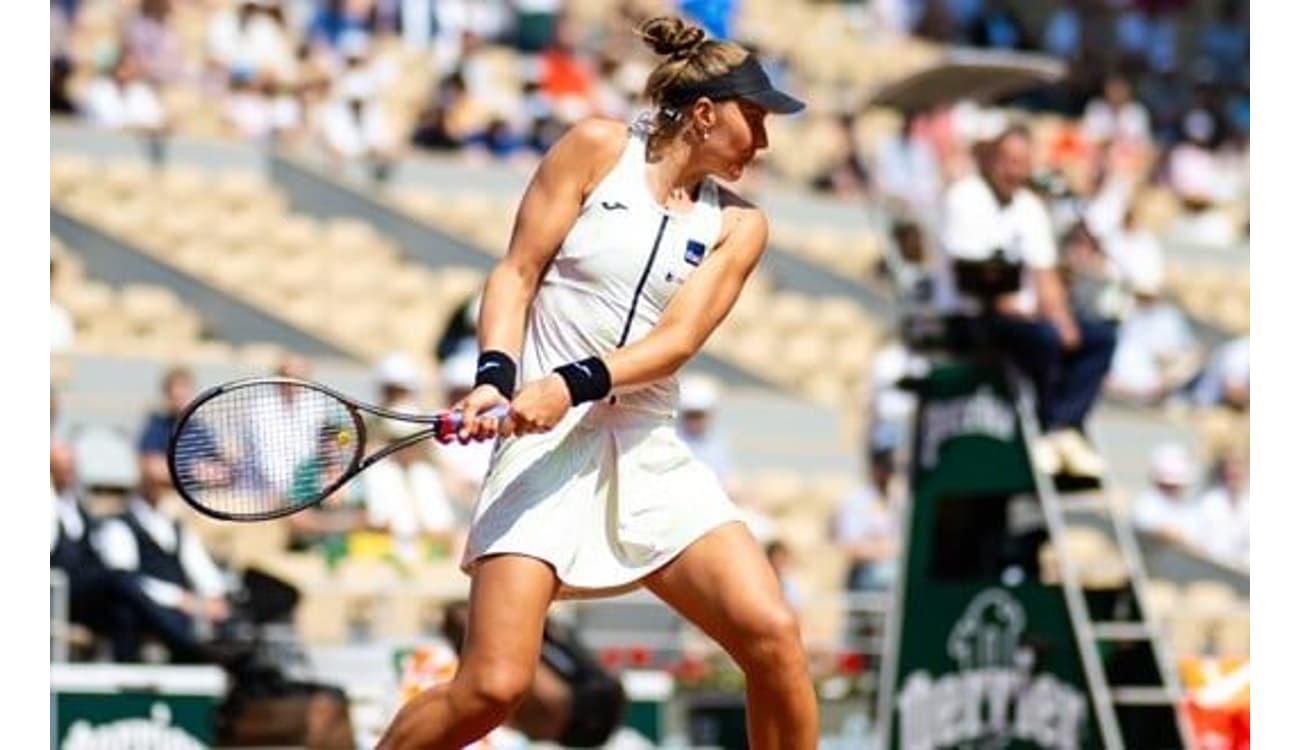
[
  {"x1": 1081, "y1": 75, "x2": 1151, "y2": 145},
  {"x1": 938, "y1": 125, "x2": 1117, "y2": 478},
  {"x1": 1194, "y1": 449, "x2": 1249, "y2": 569},
  {"x1": 433, "y1": 350, "x2": 496, "y2": 514},
  {"x1": 1194, "y1": 336, "x2": 1249, "y2": 411},
  {"x1": 1105, "y1": 253, "x2": 1202, "y2": 405},
  {"x1": 1133, "y1": 442, "x2": 1203, "y2": 550},
  {"x1": 93, "y1": 453, "x2": 234, "y2": 663},
  {"x1": 833, "y1": 450, "x2": 900, "y2": 594},
  {"x1": 363, "y1": 416, "x2": 460, "y2": 563},
  {"x1": 81, "y1": 52, "x2": 166, "y2": 133}
]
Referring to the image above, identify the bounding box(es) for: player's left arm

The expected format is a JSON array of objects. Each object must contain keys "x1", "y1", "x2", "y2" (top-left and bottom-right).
[
  {"x1": 605, "y1": 204, "x2": 767, "y2": 386},
  {"x1": 502, "y1": 202, "x2": 767, "y2": 436}
]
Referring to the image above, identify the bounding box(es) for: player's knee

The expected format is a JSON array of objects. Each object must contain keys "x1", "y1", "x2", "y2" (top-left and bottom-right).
[
  {"x1": 461, "y1": 663, "x2": 533, "y2": 719},
  {"x1": 736, "y1": 605, "x2": 805, "y2": 675}
]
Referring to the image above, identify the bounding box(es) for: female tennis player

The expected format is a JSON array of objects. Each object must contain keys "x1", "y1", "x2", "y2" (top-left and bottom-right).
[{"x1": 378, "y1": 16, "x2": 818, "y2": 749}]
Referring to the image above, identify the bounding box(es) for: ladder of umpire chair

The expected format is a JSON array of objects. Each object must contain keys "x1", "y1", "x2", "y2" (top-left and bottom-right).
[{"x1": 1011, "y1": 378, "x2": 1194, "y2": 750}]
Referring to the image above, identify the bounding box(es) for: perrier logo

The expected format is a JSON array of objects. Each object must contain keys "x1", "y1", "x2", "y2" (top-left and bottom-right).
[{"x1": 896, "y1": 589, "x2": 1087, "y2": 749}]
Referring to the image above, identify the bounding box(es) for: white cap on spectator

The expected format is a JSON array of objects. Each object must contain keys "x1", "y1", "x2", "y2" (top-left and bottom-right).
[
  {"x1": 375, "y1": 351, "x2": 421, "y2": 392},
  {"x1": 679, "y1": 375, "x2": 720, "y2": 414},
  {"x1": 339, "y1": 29, "x2": 371, "y2": 60},
  {"x1": 1127, "y1": 251, "x2": 1165, "y2": 296},
  {"x1": 1150, "y1": 442, "x2": 1193, "y2": 486},
  {"x1": 442, "y1": 349, "x2": 478, "y2": 392}
]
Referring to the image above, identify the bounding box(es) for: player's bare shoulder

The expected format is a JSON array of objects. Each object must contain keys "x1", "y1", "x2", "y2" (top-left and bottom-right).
[
  {"x1": 548, "y1": 117, "x2": 628, "y2": 187},
  {"x1": 716, "y1": 186, "x2": 769, "y2": 253}
]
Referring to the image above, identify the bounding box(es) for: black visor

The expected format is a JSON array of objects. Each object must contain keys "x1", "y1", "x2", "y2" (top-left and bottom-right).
[{"x1": 663, "y1": 55, "x2": 805, "y2": 115}]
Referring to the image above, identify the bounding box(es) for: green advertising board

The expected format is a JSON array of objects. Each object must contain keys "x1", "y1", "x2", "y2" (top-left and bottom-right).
[
  {"x1": 50, "y1": 664, "x2": 226, "y2": 750},
  {"x1": 879, "y1": 363, "x2": 1105, "y2": 750}
]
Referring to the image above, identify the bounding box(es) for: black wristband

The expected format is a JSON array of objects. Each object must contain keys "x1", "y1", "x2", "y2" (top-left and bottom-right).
[
  {"x1": 474, "y1": 350, "x2": 517, "y2": 399},
  {"x1": 553, "y1": 357, "x2": 612, "y2": 406}
]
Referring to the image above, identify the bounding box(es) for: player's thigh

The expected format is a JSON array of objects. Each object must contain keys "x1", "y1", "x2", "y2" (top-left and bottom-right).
[
  {"x1": 458, "y1": 554, "x2": 560, "y2": 697},
  {"x1": 642, "y1": 521, "x2": 799, "y2": 657}
]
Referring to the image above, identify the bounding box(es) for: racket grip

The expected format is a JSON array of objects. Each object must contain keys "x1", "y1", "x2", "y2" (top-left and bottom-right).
[{"x1": 444, "y1": 404, "x2": 510, "y2": 431}]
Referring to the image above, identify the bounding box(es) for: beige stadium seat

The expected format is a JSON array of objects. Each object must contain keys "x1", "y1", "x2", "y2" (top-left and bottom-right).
[
  {"x1": 236, "y1": 342, "x2": 286, "y2": 371},
  {"x1": 802, "y1": 372, "x2": 848, "y2": 407},
  {"x1": 746, "y1": 468, "x2": 805, "y2": 517},
  {"x1": 295, "y1": 588, "x2": 350, "y2": 646},
  {"x1": 158, "y1": 164, "x2": 209, "y2": 202},
  {"x1": 1184, "y1": 580, "x2": 1240, "y2": 616},
  {"x1": 185, "y1": 340, "x2": 238, "y2": 362},
  {"x1": 816, "y1": 297, "x2": 867, "y2": 338},
  {"x1": 784, "y1": 336, "x2": 833, "y2": 378},
  {"x1": 728, "y1": 328, "x2": 780, "y2": 372},
  {"x1": 207, "y1": 254, "x2": 264, "y2": 289},
  {"x1": 323, "y1": 217, "x2": 380, "y2": 252},
  {"x1": 103, "y1": 159, "x2": 153, "y2": 199},
  {"x1": 1143, "y1": 579, "x2": 1183, "y2": 622},
  {"x1": 269, "y1": 215, "x2": 323, "y2": 255},
  {"x1": 62, "y1": 280, "x2": 116, "y2": 322},
  {"x1": 118, "y1": 284, "x2": 182, "y2": 323},
  {"x1": 434, "y1": 268, "x2": 487, "y2": 303},
  {"x1": 767, "y1": 292, "x2": 815, "y2": 335},
  {"x1": 51, "y1": 154, "x2": 96, "y2": 199},
  {"x1": 209, "y1": 211, "x2": 265, "y2": 253},
  {"x1": 211, "y1": 170, "x2": 270, "y2": 211},
  {"x1": 1214, "y1": 613, "x2": 1249, "y2": 657},
  {"x1": 1167, "y1": 616, "x2": 1210, "y2": 656}
]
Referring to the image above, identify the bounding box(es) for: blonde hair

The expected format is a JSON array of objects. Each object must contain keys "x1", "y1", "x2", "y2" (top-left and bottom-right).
[{"x1": 637, "y1": 16, "x2": 749, "y2": 137}]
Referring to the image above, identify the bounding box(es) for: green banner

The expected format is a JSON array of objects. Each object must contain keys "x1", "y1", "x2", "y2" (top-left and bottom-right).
[
  {"x1": 880, "y1": 363, "x2": 1103, "y2": 750},
  {"x1": 54, "y1": 694, "x2": 215, "y2": 749}
]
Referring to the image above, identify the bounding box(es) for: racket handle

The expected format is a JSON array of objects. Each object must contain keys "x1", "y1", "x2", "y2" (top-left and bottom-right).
[{"x1": 444, "y1": 404, "x2": 511, "y2": 431}]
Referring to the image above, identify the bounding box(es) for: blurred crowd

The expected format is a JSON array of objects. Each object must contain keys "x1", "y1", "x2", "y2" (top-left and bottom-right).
[
  {"x1": 50, "y1": 346, "x2": 485, "y2": 665},
  {"x1": 50, "y1": 1, "x2": 1248, "y2": 235},
  {"x1": 50, "y1": 0, "x2": 1247, "y2": 702}
]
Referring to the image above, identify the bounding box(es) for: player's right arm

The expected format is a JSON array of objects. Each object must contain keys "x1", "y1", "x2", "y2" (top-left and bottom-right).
[{"x1": 454, "y1": 118, "x2": 627, "y2": 439}]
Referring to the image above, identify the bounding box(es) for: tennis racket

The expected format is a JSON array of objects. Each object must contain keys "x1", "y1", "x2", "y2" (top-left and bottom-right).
[{"x1": 166, "y1": 376, "x2": 506, "y2": 522}]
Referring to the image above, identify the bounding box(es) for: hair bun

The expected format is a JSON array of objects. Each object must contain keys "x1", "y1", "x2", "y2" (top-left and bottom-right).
[{"x1": 638, "y1": 16, "x2": 707, "y2": 61}]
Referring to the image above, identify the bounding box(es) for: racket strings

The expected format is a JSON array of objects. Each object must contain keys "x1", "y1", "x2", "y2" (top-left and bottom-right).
[{"x1": 172, "y1": 382, "x2": 360, "y2": 518}]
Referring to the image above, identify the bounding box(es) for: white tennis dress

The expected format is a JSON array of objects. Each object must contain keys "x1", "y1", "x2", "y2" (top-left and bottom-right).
[{"x1": 461, "y1": 119, "x2": 744, "y2": 598}]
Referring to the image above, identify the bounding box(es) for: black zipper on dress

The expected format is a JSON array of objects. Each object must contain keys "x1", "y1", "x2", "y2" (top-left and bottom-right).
[{"x1": 616, "y1": 214, "x2": 671, "y2": 346}]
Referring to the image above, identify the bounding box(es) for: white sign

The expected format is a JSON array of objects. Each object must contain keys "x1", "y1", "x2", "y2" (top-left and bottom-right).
[
  {"x1": 919, "y1": 386, "x2": 1017, "y2": 468},
  {"x1": 897, "y1": 589, "x2": 1088, "y2": 750},
  {"x1": 61, "y1": 702, "x2": 206, "y2": 750}
]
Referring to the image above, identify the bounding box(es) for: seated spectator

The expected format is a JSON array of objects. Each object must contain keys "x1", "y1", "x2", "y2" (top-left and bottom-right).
[
  {"x1": 1059, "y1": 222, "x2": 1125, "y2": 327},
  {"x1": 863, "y1": 338, "x2": 923, "y2": 466},
  {"x1": 1104, "y1": 205, "x2": 1165, "y2": 292},
  {"x1": 51, "y1": 261, "x2": 75, "y2": 354},
  {"x1": 1133, "y1": 442, "x2": 1203, "y2": 550},
  {"x1": 206, "y1": 0, "x2": 297, "y2": 86},
  {"x1": 123, "y1": 0, "x2": 183, "y2": 86},
  {"x1": 52, "y1": 439, "x2": 131, "y2": 659},
  {"x1": 811, "y1": 114, "x2": 871, "y2": 200},
  {"x1": 674, "y1": 374, "x2": 774, "y2": 542},
  {"x1": 937, "y1": 125, "x2": 1117, "y2": 478},
  {"x1": 138, "y1": 365, "x2": 198, "y2": 459},
  {"x1": 675, "y1": 374, "x2": 735, "y2": 484},
  {"x1": 92, "y1": 453, "x2": 237, "y2": 663},
  {"x1": 1193, "y1": 336, "x2": 1249, "y2": 411},
  {"x1": 1194, "y1": 448, "x2": 1249, "y2": 568},
  {"x1": 306, "y1": 0, "x2": 379, "y2": 53},
  {"x1": 833, "y1": 449, "x2": 900, "y2": 594},
  {"x1": 81, "y1": 51, "x2": 166, "y2": 133},
  {"x1": 362, "y1": 416, "x2": 460, "y2": 563},
  {"x1": 883, "y1": 219, "x2": 936, "y2": 304},
  {"x1": 433, "y1": 350, "x2": 495, "y2": 513},
  {"x1": 317, "y1": 34, "x2": 399, "y2": 166},
  {"x1": 1082, "y1": 75, "x2": 1151, "y2": 146},
  {"x1": 1105, "y1": 257, "x2": 1202, "y2": 406}
]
